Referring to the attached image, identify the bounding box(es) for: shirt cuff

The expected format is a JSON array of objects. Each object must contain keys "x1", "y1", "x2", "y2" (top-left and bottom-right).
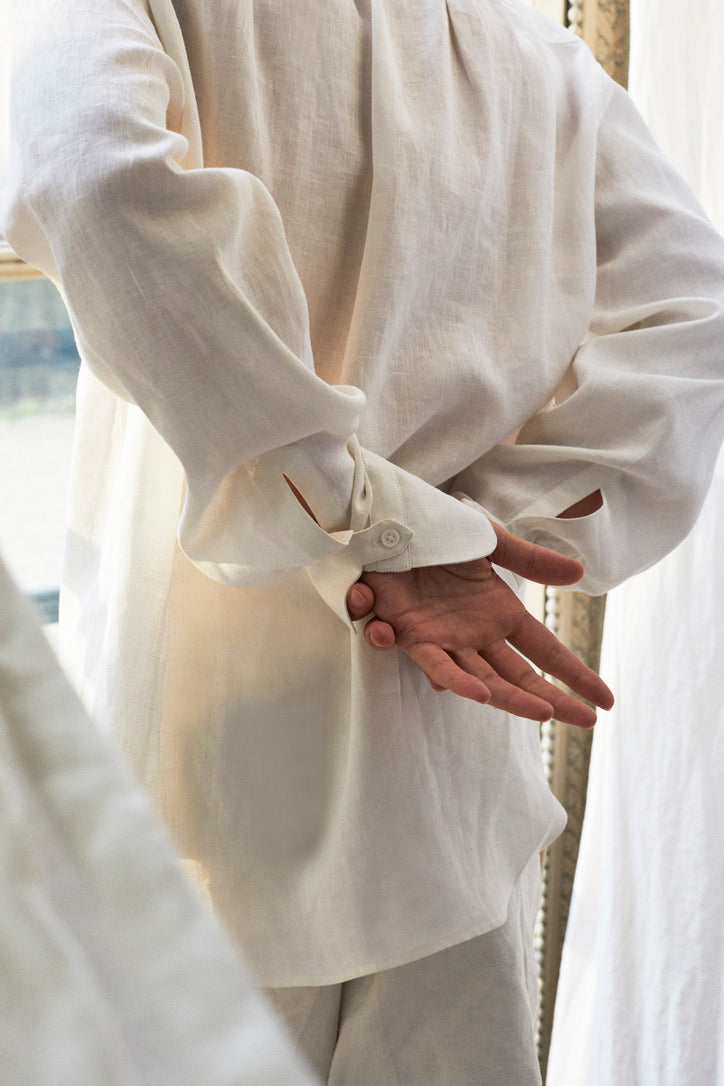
[{"x1": 307, "y1": 448, "x2": 498, "y2": 627}]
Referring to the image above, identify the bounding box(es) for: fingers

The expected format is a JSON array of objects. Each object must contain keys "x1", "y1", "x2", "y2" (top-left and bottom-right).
[
  {"x1": 404, "y1": 642, "x2": 586, "y2": 725},
  {"x1": 346, "y1": 582, "x2": 397, "y2": 649},
  {"x1": 346, "y1": 558, "x2": 613, "y2": 725},
  {"x1": 364, "y1": 618, "x2": 396, "y2": 650},
  {"x1": 373, "y1": 622, "x2": 603, "y2": 725},
  {"x1": 455, "y1": 648, "x2": 555, "y2": 722},
  {"x1": 405, "y1": 643, "x2": 492, "y2": 705},
  {"x1": 474, "y1": 643, "x2": 598, "y2": 727},
  {"x1": 433, "y1": 642, "x2": 598, "y2": 727},
  {"x1": 510, "y1": 614, "x2": 614, "y2": 711},
  {"x1": 490, "y1": 523, "x2": 584, "y2": 587},
  {"x1": 544, "y1": 688, "x2": 598, "y2": 728},
  {"x1": 346, "y1": 582, "x2": 375, "y2": 620}
]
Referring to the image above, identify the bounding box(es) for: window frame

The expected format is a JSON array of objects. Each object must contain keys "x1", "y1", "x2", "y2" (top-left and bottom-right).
[{"x1": 0, "y1": 240, "x2": 44, "y2": 282}]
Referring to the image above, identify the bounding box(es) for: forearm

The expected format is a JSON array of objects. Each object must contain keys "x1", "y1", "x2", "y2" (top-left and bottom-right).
[
  {"x1": 3, "y1": 0, "x2": 498, "y2": 607},
  {"x1": 453, "y1": 82, "x2": 724, "y2": 594}
]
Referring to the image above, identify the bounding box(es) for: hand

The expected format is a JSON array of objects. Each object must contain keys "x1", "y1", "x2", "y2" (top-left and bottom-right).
[{"x1": 346, "y1": 523, "x2": 614, "y2": 728}]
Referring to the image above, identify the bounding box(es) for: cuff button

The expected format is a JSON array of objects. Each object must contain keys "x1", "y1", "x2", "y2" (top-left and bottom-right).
[{"x1": 380, "y1": 528, "x2": 401, "y2": 548}]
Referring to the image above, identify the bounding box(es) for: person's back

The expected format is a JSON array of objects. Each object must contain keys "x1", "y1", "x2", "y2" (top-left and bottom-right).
[{"x1": 4, "y1": 2, "x2": 724, "y2": 1081}]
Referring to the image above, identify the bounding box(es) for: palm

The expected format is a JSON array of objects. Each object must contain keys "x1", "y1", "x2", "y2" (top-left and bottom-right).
[{"x1": 353, "y1": 529, "x2": 613, "y2": 728}]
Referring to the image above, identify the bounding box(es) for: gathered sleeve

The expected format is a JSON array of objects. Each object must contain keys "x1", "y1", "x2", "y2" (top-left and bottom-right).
[
  {"x1": 0, "y1": 0, "x2": 496, "y2": 625},
  {"x1": 452, "y1": 74, "x2": 724, "y2": 596}
]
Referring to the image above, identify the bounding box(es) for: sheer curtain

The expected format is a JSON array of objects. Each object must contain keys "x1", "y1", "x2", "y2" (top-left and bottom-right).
[
  {"x1": 547, "y1": 1, "x2": 724, "y2": 1083},
  {"x1": 0, "y1": 550, "x2": 318, "y2": 1085}
]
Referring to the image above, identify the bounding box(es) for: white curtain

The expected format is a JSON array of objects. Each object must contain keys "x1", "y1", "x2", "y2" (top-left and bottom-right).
[
  {"x1": 547, "y1": 2, "x2": 724, "y2": 1083},
  {"x1": 0, "y1": 552, "x2": 317, "y2": 1085}
]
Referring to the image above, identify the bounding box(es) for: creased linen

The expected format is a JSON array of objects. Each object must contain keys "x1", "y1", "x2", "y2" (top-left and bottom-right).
[
  {"x1": 2, "y1": 0, "x2": 724, "y2": 984},
  {"x1": 548, "y1": 1, "x2": 724, "y2": 1082},
  {"x1": 0, "y1": 554, "x2": 318, "y2": 1084}
]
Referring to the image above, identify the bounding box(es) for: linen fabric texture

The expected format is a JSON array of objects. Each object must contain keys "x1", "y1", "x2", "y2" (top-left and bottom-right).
[
  {"x1": 0, "y1": 555, "x2": 318, "y2": 1085},
  {"x1": 548, "y1": 0, "x2": 724, "y2": 1082},
  {"x1": 3, "y1": 0, "x2": 724, "y2": 986},
  {"x1": 265, "y1": 854, "x2": 543, "y2": 1086}
]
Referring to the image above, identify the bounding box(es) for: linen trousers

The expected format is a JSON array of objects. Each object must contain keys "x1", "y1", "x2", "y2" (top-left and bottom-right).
[{"x1": 266, "y1": 856, "x2": 542, "y2": 1086}]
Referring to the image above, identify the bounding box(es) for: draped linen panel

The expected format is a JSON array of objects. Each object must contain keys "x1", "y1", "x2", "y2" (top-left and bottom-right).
[{"x1": 548, "y1": 0, "x2": 724, "y2": 1082}]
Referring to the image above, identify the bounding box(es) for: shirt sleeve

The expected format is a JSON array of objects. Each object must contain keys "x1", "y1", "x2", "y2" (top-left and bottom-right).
[
  {"x1": 451, "y1": 73, "x2": 724, "y2": 596},
  {"x1": 0, "y1": 0, "x2": 497, "y2": 627}
]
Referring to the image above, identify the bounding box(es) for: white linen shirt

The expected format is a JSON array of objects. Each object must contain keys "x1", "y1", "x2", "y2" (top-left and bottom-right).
[{"x1": 3, "y1": 0, "x2": 724, "y2": 985}]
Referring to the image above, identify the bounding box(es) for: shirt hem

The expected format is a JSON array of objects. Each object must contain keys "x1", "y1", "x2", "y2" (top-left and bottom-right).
[{"x1": 252, "y1": 805, "x2": 565, "y2": 989}]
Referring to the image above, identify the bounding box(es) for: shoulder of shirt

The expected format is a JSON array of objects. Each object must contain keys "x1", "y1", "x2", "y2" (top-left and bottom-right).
[
  {"x1": 497, "y1": 0, "x2": 581, "y2": 46},
  {"x1": 449, "y1": 0, "x2": 614, "y2": 115},
  {"x1": 450, "y1": 0, "x2": 596, "y2": 57}
]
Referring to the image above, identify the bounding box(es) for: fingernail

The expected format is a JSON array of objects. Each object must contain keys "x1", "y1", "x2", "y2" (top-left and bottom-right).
[{"x1": 349, "y1": 587, "x2": 365, "y2": 609}]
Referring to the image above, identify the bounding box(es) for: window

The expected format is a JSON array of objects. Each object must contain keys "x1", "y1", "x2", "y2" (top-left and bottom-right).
[{"x1": 0, "y1": 241, "x2": 80, "y2": 624}]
